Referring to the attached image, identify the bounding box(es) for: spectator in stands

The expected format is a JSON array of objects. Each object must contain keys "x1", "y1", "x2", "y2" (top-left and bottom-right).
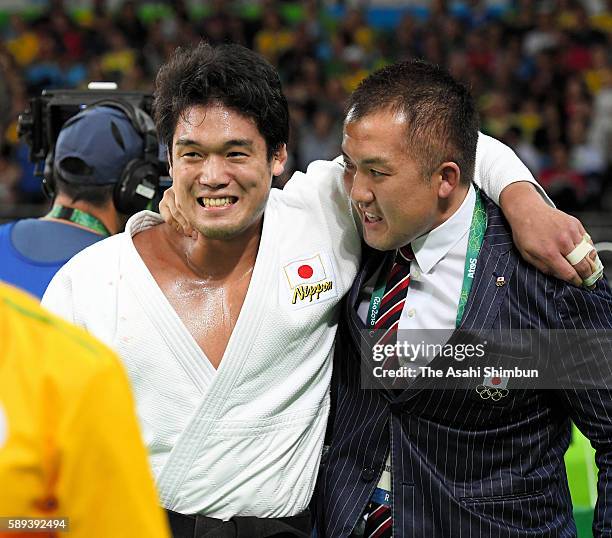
[
  {"x1": 48, "y1": 10, "x2": 84, "y2": 62},
  {"x1": 589, "y1": 74, "x2": 612, "y2": 173},
  {"x1": 115, "y1": 0, "x2": 148, "y2": 50},
  {"x1": 24, "y1": 32, "x2": 64, "y2": 94},
  {"x1": 568, "y1": 118, "x2": 606, "y2": 179},
  {"x1": 3, "y1": 15, "x2": 39, "y2": 68},
  {"x1": 592, "y1": 0, "x2": 612, "y2": 33},
  {"x1": 297, "y1": 105, "x2": 341, "y2": 171},
  {"x1": 584, "y1": 43, "x2": 612, "y2": 95},
  {"x1": 100, "y1": 30, "x2": 136, "y2": 81},
  {"x1": 0, "y1": 105, "x2": 152, "y2": 298},
  {"x1": 0, "y1": 146, "x2": 20, "y2": 204},
  {"x1": 480, "y1": 90, "x2": 514, "y2": 139},
  {"x1": 539, "y1": 142, "x2": 587, "y2": 211},
  {"x1": 254, "y1": 8, "x2": 295, "y2": 65},
  {"x1": 568, "y1": 117, "x2": 606, "y2": 204},
  {"x1": 523, "y1": 6, "x2": 560, "y2": 57},
  {"x1": 503, "y1": 126, "x2": 542, "y2": 177},
  {"x1": 198, "y1": 0, "x2": 245, "y2": 46}
]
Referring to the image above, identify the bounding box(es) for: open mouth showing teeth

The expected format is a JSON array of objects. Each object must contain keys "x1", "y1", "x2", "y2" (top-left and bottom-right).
[
  {"x1": 364, "y1": 211, "x2": 382, "y2": 223},
  {"x1": 197, "y1": 196, "x2": 238, "y2": 208}
]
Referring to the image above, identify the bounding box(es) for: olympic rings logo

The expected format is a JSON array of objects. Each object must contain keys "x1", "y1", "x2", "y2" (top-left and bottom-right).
[{"x1": 475, "y1": 385, "x2": 509, "y2": 401}]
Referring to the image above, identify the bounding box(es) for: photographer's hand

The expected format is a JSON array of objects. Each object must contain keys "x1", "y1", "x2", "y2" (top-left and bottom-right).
[{"x1": 159, "y1": 186, "x2": 196, "y2": 239}]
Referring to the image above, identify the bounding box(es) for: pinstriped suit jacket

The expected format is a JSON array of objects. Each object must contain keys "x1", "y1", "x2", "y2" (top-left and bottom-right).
[{"x1": 314, "y1": 196, "x2": 612, "y2": 537}]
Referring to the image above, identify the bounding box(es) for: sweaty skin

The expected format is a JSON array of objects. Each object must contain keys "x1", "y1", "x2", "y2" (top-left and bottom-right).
[{"x1": 133, "y1": 228, "x2": 257, "y2": 369}]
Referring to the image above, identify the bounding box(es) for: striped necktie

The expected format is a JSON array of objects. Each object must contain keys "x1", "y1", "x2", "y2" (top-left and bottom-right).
[
  {"x1": 364, "y1": 245, "x2": 414, "y2": 538},
  {"x1": 374, "y1": 245, "x2": 414, "y2": 348}
]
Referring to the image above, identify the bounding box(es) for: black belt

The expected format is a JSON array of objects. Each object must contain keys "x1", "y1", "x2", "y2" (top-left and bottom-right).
[{"x1": 165, "y1": 508, "x2": 311, "y2": 538}]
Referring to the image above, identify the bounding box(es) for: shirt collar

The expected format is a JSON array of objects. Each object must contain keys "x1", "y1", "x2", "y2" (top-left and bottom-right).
[{"x1": 411, "y1": 184, "x2": 476, "y2": 274}]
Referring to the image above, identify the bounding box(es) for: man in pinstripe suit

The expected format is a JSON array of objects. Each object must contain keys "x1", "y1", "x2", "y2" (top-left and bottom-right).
[{"x1": 314, "y1": 60, "x2": 612, "y2": 537}]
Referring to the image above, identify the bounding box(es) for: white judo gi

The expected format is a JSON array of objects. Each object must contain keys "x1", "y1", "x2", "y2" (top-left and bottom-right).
[{"x1": 42, "y1": 134, "x2": 546, "y2": 519}]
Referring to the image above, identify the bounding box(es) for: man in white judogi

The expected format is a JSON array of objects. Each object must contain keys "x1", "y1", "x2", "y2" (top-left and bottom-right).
[{"x1": 42, "y1": 43, "x2": 600, "y2": 537}]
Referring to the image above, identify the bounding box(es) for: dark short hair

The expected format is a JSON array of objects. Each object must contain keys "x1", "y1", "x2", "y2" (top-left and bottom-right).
[
  {"x1": 346, "y1": 60, "x2": 479, "y2": 184},
  {"x1": 154, "y1": 42, "x2": 289, "y2": 160},
  {"x1": 55, "y1": 157, "x2": 114, "y2": 207},
  {"x1": 55, "y1": 176, "x2": 115, "y2": 207}
]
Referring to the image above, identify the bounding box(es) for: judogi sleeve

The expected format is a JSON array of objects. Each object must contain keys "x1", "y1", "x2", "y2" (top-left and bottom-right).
[{"x1": 474, "y1": 132, "x2": 553, "y2": 206}]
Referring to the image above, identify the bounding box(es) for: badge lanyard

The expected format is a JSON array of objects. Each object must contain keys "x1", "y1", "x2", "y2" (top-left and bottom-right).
[
  {"x1": 366, "y1": 190, "x2": 487, "y2": 330},
  {"x1": 45, "y1": 205, "x2": 111, "y2": 237}
]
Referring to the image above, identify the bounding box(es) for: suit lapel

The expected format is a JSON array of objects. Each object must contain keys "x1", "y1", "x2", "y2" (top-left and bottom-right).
[
  {"x1": 458, "y1": 196, "x2": 517, "y2": 331},
  {"x1": 345, "y1": 246, "x2": 387, "y2": 318},
  {"x1": 344, "y1": 247, "x2": 394, "y2": 398}
]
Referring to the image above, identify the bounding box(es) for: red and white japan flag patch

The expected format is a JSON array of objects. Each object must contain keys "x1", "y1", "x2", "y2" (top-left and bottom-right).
[
  {"x1": 282, "y1": 251, "x2": 339, "y2": 309},
  {"x1": 284, "y1": 254, "x2": 327, "y2": 289}
]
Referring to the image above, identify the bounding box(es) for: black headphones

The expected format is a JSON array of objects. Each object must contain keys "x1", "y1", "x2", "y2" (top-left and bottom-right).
[{"x1": 43, "y1": 99, "x2": 161, "y2": 215}]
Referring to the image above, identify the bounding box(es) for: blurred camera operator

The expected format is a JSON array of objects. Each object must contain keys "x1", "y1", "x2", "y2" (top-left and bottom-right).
[{"x1": 0, "y1": 105, "x2": 152, "y2": 298}]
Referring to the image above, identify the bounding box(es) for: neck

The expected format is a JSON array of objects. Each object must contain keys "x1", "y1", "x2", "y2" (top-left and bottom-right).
[
  {"x1": 432, "y1": 183, "x2": 470, "y2": 230},
  {"x1": 52, "y1": 193, "x2": 124, "y2": 235},
  {"x1": 165, "y1": 219, "x2": 262, "y2": 281}
]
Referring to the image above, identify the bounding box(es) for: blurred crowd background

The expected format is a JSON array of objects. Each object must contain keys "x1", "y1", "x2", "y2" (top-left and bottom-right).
[{"x1": 0, "y1": 0, "x2": 610, "y2": 219}]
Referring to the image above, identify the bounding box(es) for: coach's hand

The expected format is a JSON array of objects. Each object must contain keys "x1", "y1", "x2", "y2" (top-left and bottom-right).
[
  {"x1": 159, "y1": 186, "x2": 197, "y2": 239},
  {"x1": 500, "y1": 182, "x2": 601, "y2": 288}
]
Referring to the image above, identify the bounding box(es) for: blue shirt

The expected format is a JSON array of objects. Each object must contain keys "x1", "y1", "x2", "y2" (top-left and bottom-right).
[{"x1": 0, "y1": 219, "x2": 104, "y2": 299}]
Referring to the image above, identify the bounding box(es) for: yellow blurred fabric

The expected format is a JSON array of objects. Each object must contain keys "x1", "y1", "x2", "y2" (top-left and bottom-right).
[
  {"x1": 100, "y1": 49, "x2": 136, "y2": 76},
  {"x1": 6, "y1": 32, "x2": 39, "y2": 66},
  {"x1": 255, "y1": 29, "x2": 295, "y2": 61},
  {"x1": 0, "y1": 283, "x2": 169, "y2": 538}
]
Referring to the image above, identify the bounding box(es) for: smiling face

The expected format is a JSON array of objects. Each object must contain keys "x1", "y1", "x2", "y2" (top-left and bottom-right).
[
  {"x1": 169, "y1": 103, "x2": 287, "y2": 240},
  {"x1": 342, "y1": 108, "x2": 440, "y2": 251}
]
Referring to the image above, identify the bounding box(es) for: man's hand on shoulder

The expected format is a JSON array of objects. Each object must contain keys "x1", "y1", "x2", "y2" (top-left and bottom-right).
[
  {"x1": 500, "y1": 182, "x2": 601, "y2": 288},
  {"x1": 159, "y1": 186, "x2": 198, "y2": 239}
]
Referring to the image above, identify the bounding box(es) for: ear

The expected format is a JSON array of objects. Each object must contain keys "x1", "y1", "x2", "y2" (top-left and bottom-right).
[
  {"x1": 431, "y1": 161, "x2": 461, "y2": 199},
  {"x1": 167, "y1": 146, "x2": 173, "y2": 178},
  {"x1": 271, "y1": 144, "x2": 288, "y2": 177}
]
